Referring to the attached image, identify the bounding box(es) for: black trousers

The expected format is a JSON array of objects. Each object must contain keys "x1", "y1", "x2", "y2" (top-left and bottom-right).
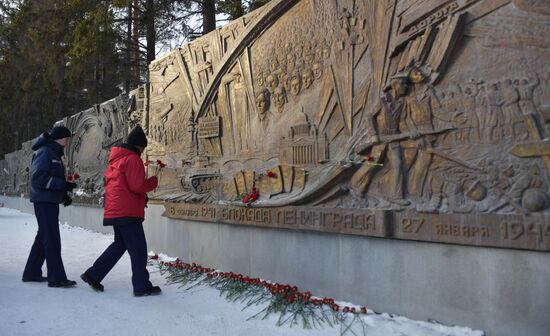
[
  {"x1": 23, "y1": 203, "x2": 68, "y2": 283},
  {"x1": 85, "y1": 221, "x2": 152, "y2": 292}
]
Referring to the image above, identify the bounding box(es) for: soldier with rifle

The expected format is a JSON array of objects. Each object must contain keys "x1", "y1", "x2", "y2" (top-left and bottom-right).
[
  {"x1": 351, "y1": 68, "x2": 455, "y2": 206},
  {"x1": 351, "y1": 71, "x2": 411, "y2": 205}
]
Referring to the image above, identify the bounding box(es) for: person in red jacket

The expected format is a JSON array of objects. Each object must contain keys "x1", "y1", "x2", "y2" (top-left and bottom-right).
[{"x1": 80, "y1": 125, "x2": 161, "y2": 296}]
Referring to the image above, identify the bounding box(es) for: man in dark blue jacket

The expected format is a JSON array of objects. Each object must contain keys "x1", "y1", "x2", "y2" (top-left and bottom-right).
[{"x1": 22, "y1": 126, "x2": 78, "y2": 288}]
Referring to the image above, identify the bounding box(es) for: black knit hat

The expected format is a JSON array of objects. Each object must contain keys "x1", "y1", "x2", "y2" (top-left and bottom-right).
[
  {"x1": 126, "y1": 125, "x2": 148, "y2": 147},
  {"x1": 50, "y1": 126, "x2": 72, "y2": 140}
]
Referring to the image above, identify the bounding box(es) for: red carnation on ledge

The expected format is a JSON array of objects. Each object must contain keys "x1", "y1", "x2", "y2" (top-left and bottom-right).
[
  {"x1": 242, "y1": 187, "x2": 259, "y2": 205},
  {"x1": 266, "y1": 171, "x2": 275, "y2": 178}
]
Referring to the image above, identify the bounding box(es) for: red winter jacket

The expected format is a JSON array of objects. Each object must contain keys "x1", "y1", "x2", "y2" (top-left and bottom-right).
[{"x1": 103, "y1": 145, "x2": 158, "y2": 225}]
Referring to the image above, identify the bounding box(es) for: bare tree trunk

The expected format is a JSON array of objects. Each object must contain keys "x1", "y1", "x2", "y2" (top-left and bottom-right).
[
  {"x1": 228, "y1": 0, "x2": 244, "y2": 20},
  {"x1": 54, "y1": 60, "x2": 66, "y2": 119},
  {"x1": 124, "y1": 0, "x2": 133, "y2": 93},
  {"x1": 145, "y1": 0, "x2": 155, "y2": 65},
  {"x1": 202, "y1": 0, "x2": 216, "y2": 34},
  {"x1": 132, "y1": 0, "x2": 140, "y2": 84}
]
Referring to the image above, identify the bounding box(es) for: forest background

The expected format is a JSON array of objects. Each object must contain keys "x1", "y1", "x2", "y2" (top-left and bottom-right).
[{"x1": 0, "y1": 0, "x2": 270, "y2": 156}]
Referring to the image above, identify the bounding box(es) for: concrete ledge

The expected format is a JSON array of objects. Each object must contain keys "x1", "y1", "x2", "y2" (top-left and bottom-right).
[
  {"x1": 1, "y1": 194, "x2": 26, "y2": 211},
  {"x1": 2, "y1": 195, "x2": 549, "y2": 336}
]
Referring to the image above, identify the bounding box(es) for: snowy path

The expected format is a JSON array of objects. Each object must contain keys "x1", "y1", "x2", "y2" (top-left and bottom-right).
[{"x1": 0, "y1": 207, "x2": 483, "y2": 336}]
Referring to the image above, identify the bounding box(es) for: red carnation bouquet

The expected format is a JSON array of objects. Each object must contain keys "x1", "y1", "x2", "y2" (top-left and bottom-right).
[
  {"x1": 144, "y1": 159, "x2": 167, "y2": 177},
  {"x1": 67, "y1": 173, "x2": 81, "y2": 181},
  {"x1": 67, "y1": 173, "x2": 81, "y2": 183}
]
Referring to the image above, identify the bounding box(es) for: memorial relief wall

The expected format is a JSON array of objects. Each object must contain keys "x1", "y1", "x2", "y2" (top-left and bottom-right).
[{"x1": 2, "y1": 0, "x2": 550, "y2": 251}]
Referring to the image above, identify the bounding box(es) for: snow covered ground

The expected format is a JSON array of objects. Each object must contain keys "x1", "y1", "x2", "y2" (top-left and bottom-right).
[{"x1": 0, "y1": 207, "x2": 484, "y2": 336}]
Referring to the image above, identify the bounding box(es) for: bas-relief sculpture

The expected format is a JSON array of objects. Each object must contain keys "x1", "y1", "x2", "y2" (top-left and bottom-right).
[
  {"x1": 2, "y1": 0, "x2": 550, "y2": 251},
  {"x1": 141, "y1": 0, "x2": 550, "y2": 251},
  {"x1": 64, "y1": 94, "x2": 130, "y2": 205},
  {"x1": 0, "y1": 93, "x2": 130, "y2": 202}
]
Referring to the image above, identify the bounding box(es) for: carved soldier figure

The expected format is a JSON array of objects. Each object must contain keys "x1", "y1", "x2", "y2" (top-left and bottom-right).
[
  {"x1": 438, "y1": 91, "x2": 458, "y2": 144},
  {"x1": 517, "y1": 74, "x2": 544, "y2": 139},
  {"x1": 400, "y1": 68, "x2": 440, "y2": 202},
  {"x1": 350, "y1": 72, "x2": 411, "y2": 206},
  {"x1": 228, "y1": 71, "x2": 251, "y2": 152},
  {"x1": 485, "y1": 83, "x2": 505, "y2": 142},
  {"x1": 501, "y1": 79, "x2": 523, "y2": 139},
  {"x1": 460, "y1": 84, "x2": 481, "y2": 143},
  {"x1": 338, "y1": 8, "x2": 352, "y2": 37}
]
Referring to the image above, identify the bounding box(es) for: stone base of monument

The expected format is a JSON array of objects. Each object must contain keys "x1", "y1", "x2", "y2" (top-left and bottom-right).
[{"x1": 2, "y1": 195, "x2": 548, "y2": 336}]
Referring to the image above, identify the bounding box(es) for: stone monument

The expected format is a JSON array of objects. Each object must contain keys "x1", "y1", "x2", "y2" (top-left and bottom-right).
[
  {"x1": 136, "y1": 0, "x2": 550, "y2": 252},
  {"x1": 2, "y1": 0, "x2": 550, "y2": 252}
]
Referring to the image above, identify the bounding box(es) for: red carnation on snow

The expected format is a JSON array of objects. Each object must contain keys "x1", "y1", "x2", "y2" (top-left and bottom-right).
[
  {"x1": 67, "y1": 174, "x2": 73, "y2": 181},
  {"x1": 266, "y1": 171, "x2": 275, "y2": 178},
  {"x1": 73, "y1": 173, "x2": 80, "y2": 180},
  {"x1": 155, "y1": 253, "x2": 373, "y2": 323}
]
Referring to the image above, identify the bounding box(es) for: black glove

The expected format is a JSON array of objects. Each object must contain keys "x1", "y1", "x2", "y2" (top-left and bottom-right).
[
  {"x1": 63, "y1": 194, "x2": 73, "y2": 207},
  {"x1": 145, "y1": 195, "x2": 149, "y2": 208},
  {"x1": 65, "y1": 181, "x2": 77, "y2": 192}
]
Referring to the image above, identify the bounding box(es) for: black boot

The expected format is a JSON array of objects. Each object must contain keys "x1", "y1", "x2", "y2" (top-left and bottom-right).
[
  {"x1": 22, "y1": 276, "x2": 48, "y2": 283},
  {"x1": 134, "y1": 286, "x2": 161, "y2": 297},
  {"x1": 48, "y1": 280, "x2": 77, "y2": 288},
  {"x1": 81, "y1": 273, "x2": 104, "y2": 292}
]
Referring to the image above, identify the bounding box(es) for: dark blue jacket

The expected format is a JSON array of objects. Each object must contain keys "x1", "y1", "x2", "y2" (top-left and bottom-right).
[{"x1": 29, "y1": 133, "x2": 67, "y2": 204}]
